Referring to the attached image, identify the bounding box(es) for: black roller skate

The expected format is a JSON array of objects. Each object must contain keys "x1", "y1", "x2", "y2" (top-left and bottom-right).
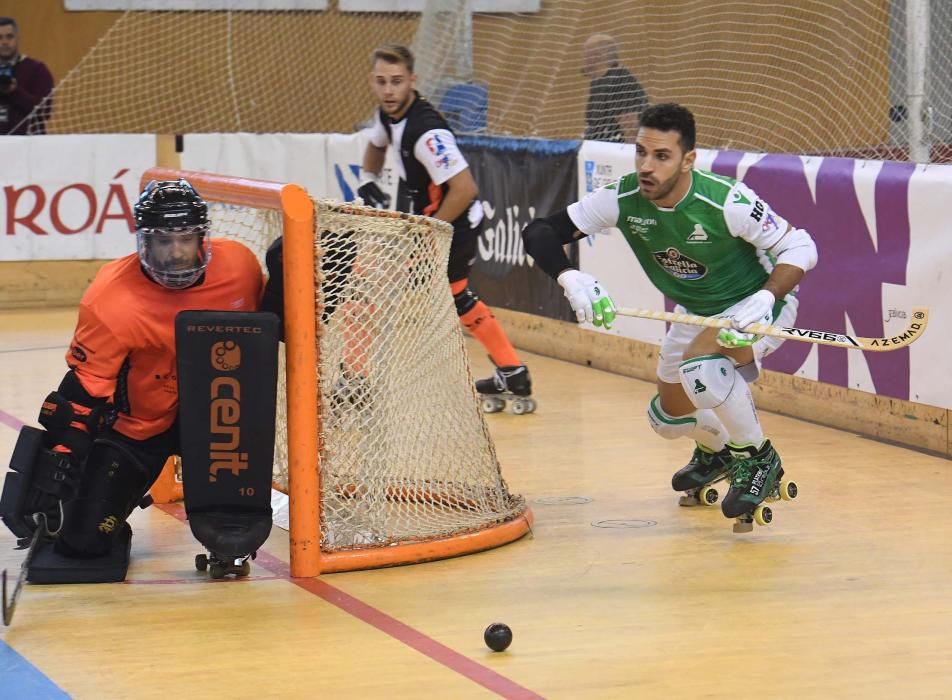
[
  {"x1": 190, "y1": 510, "x2": 272, "y2": 579},
  {"x1": 672, "y1": 443, "x2": 736, "y2": 506},
  {"x1": 721, "y1": 440, "x2": 798, "y2": 533},
  {"x1": 475, "y1": 364, "x2": 536, "y2": 415}
]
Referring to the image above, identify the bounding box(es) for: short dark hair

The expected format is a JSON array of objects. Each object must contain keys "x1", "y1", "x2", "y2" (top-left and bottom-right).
[
  {"x1": 639, "y1": 103, "x2": 696, "y2": 152},
  {"x1": 0, "y1": 17, "x2": 18, "y2": 33},
  {"x1": 371, "y1": 44, "x2": 414, "y2": 73}
]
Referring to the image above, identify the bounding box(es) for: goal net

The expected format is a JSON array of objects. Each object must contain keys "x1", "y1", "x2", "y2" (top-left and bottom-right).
[
  {"x1": 141, "y1": 167, "x2": 531, "y2": 577},
  {"x1": 24, "y1": 0, "x2": 952, "y2": 163}
]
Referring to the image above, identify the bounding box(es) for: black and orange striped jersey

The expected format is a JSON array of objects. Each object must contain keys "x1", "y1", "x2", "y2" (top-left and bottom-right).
[{"x1": 65, "y1": 238, "x2": 263, "y2": 441}]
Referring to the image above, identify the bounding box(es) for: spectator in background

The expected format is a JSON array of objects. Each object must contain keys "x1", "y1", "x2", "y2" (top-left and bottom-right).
[
  {"x1": 582, "y1": 34, "x2": 647, "y2": 144},
  {"x1": 0, "y1": 16, "x2": 54, "y2": 135}
]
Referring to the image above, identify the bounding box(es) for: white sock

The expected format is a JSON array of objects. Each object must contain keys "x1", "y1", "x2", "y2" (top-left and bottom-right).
[
  {"x1": 692, "y1": 409, "x2": 728, "y2": 452},
  {"x1": 712, "y1": 373, "x2": 764, "y2": 447}
]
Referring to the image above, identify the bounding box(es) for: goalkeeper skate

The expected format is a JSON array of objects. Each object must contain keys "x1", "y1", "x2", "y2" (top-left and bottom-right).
[
  {"x1": 475, "y1": 364, "x2": 536, "y2": 415},
  {"x1": 671, "y1": 443, "x2": 736, "y2": 506},
  {"x1": 720, "y1": 440, "x2": 798, "y2": 533}
]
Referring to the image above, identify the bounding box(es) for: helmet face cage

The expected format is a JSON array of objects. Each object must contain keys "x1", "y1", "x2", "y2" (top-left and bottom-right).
[
  {"x1": 134, "y1": 179, "x2": 212, "y2": 289},
  {"x1": 136, "y1": 224, "x2": 212, "y2": 290}
]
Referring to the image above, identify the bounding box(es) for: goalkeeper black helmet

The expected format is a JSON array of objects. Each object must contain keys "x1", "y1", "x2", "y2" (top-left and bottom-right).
[{"x1": 134, "y1": 179, "x2": 211, "y2": 289}]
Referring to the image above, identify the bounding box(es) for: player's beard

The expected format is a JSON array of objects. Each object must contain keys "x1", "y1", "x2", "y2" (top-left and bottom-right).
[
  {"x1": 640, "y1": 167, "x2": 684, "y2": 203},
  {"x1": 383, "y1": 91, "x2": 414, "y2": 118}
]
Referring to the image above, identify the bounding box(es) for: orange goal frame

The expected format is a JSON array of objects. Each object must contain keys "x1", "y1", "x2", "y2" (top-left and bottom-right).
[{"x1": 141, "y1": 167, "x2": 533, "y2": 579}]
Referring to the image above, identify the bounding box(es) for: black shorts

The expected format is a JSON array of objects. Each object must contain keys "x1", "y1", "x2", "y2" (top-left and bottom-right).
[{"x1": 448, "y1": 218, "x2": 479, "y2": 284}]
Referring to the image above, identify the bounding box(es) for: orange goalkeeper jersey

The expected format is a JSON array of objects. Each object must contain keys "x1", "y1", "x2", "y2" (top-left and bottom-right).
[{"x1": 66, "y1": 239, "x2": 264, "y2": 441}]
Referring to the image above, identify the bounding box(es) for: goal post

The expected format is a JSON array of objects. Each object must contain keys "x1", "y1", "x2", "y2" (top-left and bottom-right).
[{"x1": 141, "y1": 167, "x2": 532, "y2": 578}]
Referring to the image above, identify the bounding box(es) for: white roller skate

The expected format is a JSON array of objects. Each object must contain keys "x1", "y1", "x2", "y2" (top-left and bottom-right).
[{"x1": 475, "y1": 364, "x2": 536, "y2": 415}]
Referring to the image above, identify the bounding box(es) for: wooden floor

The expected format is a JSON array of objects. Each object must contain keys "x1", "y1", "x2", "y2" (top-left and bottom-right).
[{"x1": 2, "y1": 307, "x2": 952, "y2": 699}]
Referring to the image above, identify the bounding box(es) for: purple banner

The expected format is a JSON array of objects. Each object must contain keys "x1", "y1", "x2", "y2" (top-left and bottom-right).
[{"x1": 710, "y1": 153, "x2": 915, "y2": 400}]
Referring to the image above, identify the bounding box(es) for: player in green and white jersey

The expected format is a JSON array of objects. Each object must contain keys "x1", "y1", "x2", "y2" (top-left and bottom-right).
[{"x1": 522, "y1": 103, "x2": 818, "y2": 522}]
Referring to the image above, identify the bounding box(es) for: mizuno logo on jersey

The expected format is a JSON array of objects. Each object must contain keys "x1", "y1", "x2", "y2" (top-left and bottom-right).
[{"x1": 686, "y1": 224, "x2": 709, "y2": 242}]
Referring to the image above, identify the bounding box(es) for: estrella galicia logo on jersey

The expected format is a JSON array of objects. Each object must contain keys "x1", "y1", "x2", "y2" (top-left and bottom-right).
[
  {"x1": 652, "y1": 247, "x2": 707, "y2": 280},
  {"x1": 70, "y1": 345, "x2": 87, "y2": 362},
  {"x1": 211, "y1": 340, "x2": 241, "y2": 372}
]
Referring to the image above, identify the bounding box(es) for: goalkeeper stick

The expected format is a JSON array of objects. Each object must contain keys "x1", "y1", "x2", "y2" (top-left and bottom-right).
[{"x1": 614, "y1": 307, "x2": 928, "y2": 352}]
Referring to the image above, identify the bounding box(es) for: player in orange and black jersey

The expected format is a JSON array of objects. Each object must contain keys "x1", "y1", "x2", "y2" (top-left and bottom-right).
[
  {"x1": 0, "y1": 179, "x2": 262, "y2": 579},
  {"x1": 356, "y1": 43, "x2": 534, "y2": 411}
]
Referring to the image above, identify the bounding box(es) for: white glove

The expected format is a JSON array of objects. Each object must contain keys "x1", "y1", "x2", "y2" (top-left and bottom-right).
[
  {"x1": 717, "y1": 289, "x2": 774, "y2": 348},
  {"x1": 557, "y1": 269, "x2": 617, "y2": 329}
]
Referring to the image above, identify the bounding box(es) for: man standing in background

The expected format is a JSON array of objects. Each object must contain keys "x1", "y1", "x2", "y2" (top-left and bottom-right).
[
  {"x1": 358, "y1": 43, "x2": 535, "y2": 413},
  {"x1": 0, "y1": 16, "x2": 53, "y2": 135},
  {"x1": 582, "y1": 34, "x2": 647, "y2": 144}
]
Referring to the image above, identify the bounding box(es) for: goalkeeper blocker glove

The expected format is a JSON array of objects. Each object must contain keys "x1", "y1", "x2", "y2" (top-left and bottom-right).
[
  {"x1": 356, "y1": 171, "x2": 392, "y2": 210},
  {"x1": 557, "y1": 269, "x2": 617, "y2": 329}
]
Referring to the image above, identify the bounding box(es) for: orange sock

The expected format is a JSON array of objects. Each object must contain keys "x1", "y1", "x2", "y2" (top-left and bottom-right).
[{"x1": 460, "y1": 300, "x2": 521, "y2": 367}]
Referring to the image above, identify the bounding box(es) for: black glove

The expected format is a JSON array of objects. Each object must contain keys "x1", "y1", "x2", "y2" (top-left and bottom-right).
[{"x1": 357, "y1": 181, "x2": 392, "y2": 210}]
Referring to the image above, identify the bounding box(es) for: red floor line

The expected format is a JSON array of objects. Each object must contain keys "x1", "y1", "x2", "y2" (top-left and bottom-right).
[
  {"x1": 157, "y1": 503, "x2": 545, "y2": 700},
  {"x1": 0, "y1": 408, "x2": 25, "y2": 432}
]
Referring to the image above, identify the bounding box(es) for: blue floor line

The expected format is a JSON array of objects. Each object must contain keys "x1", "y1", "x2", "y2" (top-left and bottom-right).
[{"x1": 0, "y1": 639, "x2": 70, "y2": 699}]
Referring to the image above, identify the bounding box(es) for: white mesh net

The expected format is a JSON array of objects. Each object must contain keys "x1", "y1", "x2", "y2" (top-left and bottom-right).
[
  {"x1": 206, "y1": 197, "x2": 526, "y2": 553},
  {"x1": 21, "y1": 1, "x2": 952, "y2": 163}
]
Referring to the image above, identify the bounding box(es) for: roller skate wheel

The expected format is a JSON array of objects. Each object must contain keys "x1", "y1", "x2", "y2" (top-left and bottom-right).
[
  {"x1": 525, "y1": 398, "x2": 537, "y2": 414},
  {"x1": 209, "y1": 562, "x2": 227, "y2": 579},
  {"x1": 239, "y1": 560, "x2": 251, "y2": 577},
  {"x1": 699, "y1": 485, "x2": 719, "y2": 506},
  {"x1": 754, "y1": 504, "x2": 773, "y2": 526},
  {"x1": 511, "y1": 399, "x2": 528, "y2": 415},
  {"x1": 780, "y1": 479, "x2": 798, "y2": 501},
  {"x1": 195, "y1": 553, "x2": 208, "y2": 571},
  {"x1": 481, "y1": 397, "x2": 505, "y2": 413}
]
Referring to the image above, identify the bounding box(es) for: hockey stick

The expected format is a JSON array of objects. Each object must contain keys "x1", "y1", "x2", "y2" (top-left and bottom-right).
[
  {"x1": 2, "y1": 513, "x2": 48, "y2": 626},
  {"x1": 614, "y1": 307, "x2": 929, "y2": 352}
]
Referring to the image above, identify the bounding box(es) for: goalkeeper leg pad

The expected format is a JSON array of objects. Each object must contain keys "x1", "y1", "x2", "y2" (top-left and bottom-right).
[
  {"x1": 176, "y1": 311, "x2": 279, "y2": 562},
  {"x1": 29, "y1": 438, "x2": 149, "y2": 583}
]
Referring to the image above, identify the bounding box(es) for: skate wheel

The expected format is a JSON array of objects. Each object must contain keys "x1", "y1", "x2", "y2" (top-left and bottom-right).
[
  {"x1": 754, "y1": 504, "x2": 773, "y2": 526},
  {"x1": 209, "y1": 563, "x2": 227, "y2": 579},
  {"x1": 525, "y1": 398, "x2": 537, "y2": 414},
  {"x1": 511, "y1": 399, "x2": 528, "y2": 415},
  {"x1": 780, "y1": 479, "x2": 798, "y2": 501},
  {"x1": 699, "y1": 485, "x2": 719, "y2": 506},
  {"x1": 239, "y1": 560, "x2": 251, "y2": 577},
  {"x1": 481, "y1": 398, "x2": 505, "y2": 413},
  {"x1": 195, "y1": 553, "x2": 208, "y2": 572}
]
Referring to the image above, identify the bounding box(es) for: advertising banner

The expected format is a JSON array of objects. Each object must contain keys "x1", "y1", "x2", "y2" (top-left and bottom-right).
[
  {"x1": 461, "y1": 136, "x2": 580, "y2": 321},
  {"x1": 180, "y1": 133, "x2": 329, "y2": 196},
  {"x1": 0, "y1": 135, "x2": 155, "y2": 261}
]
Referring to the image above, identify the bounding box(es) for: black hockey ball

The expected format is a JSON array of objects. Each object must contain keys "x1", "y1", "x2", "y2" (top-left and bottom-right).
[{"x1": 484, "y1": 622, "x2": 512, "y2": 652}]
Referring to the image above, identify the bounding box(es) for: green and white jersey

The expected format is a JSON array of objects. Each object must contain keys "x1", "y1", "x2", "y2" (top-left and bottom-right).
[{"x1": 567, "y1": 169, "x2": 791, "y2": 316}]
